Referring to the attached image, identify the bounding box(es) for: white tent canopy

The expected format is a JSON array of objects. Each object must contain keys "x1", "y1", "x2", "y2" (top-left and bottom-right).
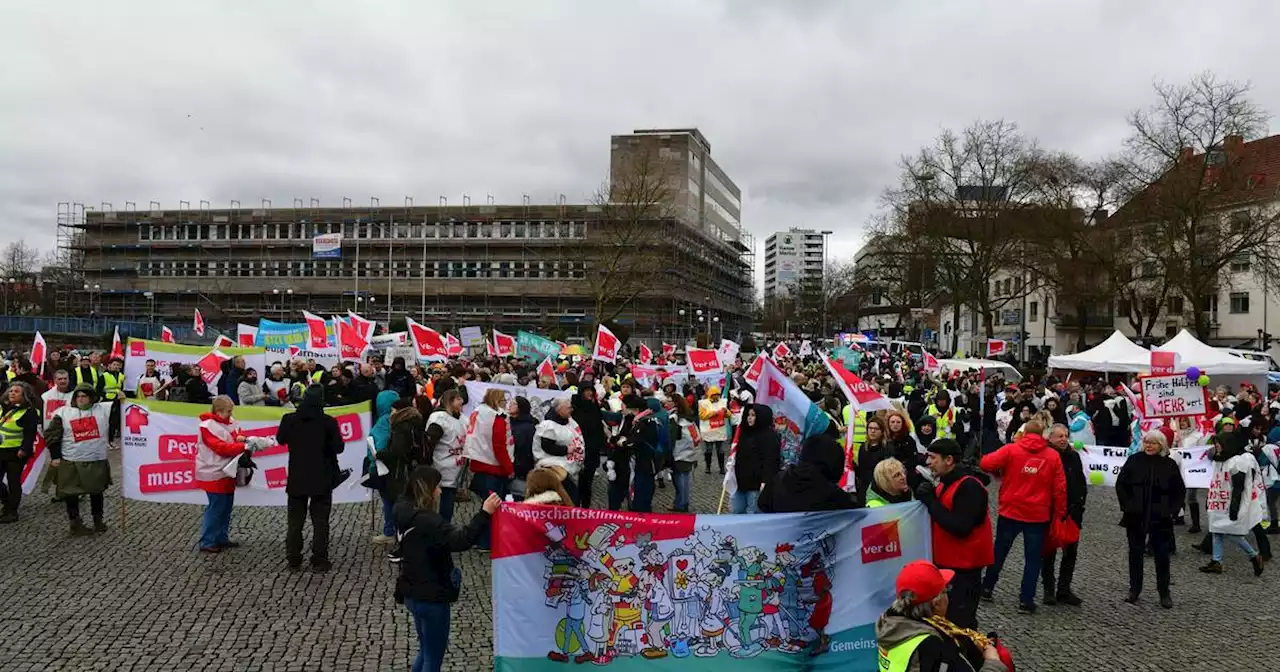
[
  {"x1": 937, "y1": 358, "x2": 1022, "y2": 383},
  {"x1": 1154, "y1": 329, "x2": 1268, "y2": 375},
  {"x1": 1047, "y1": 330, "x2": 1152, "y2": 373}
]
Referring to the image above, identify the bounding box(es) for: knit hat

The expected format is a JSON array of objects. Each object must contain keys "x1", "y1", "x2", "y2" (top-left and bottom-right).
[{"x1": 71, "y1": 383, "x2": 98, "y2": 403}]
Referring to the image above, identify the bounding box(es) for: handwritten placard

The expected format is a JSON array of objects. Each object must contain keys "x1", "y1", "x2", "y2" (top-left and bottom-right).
[{"x1": 1139, "y1": 372, "x2": 1208, "y2": 418}]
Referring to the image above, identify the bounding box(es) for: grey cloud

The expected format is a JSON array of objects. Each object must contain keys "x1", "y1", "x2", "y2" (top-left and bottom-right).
[{"x1": 5, "y1": 0, "x2": 1280, "y2": 281}]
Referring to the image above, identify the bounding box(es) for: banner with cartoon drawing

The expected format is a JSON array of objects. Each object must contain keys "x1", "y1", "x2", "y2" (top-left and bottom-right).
[
  {"x1": 118, "y1": 399, "x2": 372, "y2": 506},
  {"x1": 491, "y1": 502, "x2": 931, "y2": 671}
]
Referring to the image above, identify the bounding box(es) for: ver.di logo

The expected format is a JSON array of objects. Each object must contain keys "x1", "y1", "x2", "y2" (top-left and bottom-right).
[{"x1": 124, "y1": 405, "x2": 150, "y2": 434}]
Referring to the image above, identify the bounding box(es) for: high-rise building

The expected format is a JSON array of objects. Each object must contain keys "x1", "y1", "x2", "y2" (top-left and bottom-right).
[
  {"x1": 763, "y1": 228, "x2": 826, "y2": 301},
  {"x1": 57, "y1": 129, "x2": 755, "y2": 342}
]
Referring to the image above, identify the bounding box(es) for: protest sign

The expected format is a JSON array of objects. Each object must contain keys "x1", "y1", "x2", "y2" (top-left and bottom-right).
[
  {"x1": 119, "y1": 399, "x2": 371, "y2": 506},
  {"x1": 254, "y1": 317, "x2": 336, "y2": 349},
  {"x1": 459, "y1": 326, "x2": 485, "y2": 347},
  {"x1": 124, "y1": 339, "x2": 266, "y2": 394},
  {"x1": 517, "y1": 330, "x2": 562, "y2": 361},
  {"x1": 1139, "y1": 373, "x2": 1209, "y2": 419},
  {"x1": 492, "y1": 502, "x2": 930, "y2": 671}
]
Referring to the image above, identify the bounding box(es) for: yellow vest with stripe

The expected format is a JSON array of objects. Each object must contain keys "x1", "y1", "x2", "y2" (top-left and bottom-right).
[
  {"x1": 878, "y1": 633, "x2": 931, "y2": 672},
  {"x1": 311, "y1": 370, "x2": 323, "y2": 383},
  {"x1": 865, "y1": 488, "x2": 888, "y2": 508},
  {"x1": 927, "y1": 404, "x2": 955, "y2": 439},
  {"x1": 4, "y1": 370, "x2": 14, "y2": 382},
  {"x1": 0, "y1": 407, "x2": 27, "y2": 449},
  {"x1": 75, "y1": 367, "x2": 100, "y2": 388},
  {"x1": 843, "y1": 404, "x2": 867, "y2": 456},
  {"x1": 102, "y1": 371, "x2": 124, "y2": 401}
]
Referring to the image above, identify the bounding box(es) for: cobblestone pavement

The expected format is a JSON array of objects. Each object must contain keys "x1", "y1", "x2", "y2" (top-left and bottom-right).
[{"x1": 1, "y1": 455, "x2": 1276, "y2": 671}]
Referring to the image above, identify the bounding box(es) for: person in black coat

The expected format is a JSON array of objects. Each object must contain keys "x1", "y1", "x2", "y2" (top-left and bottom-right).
[
  {"x1": 384, "y1": 357, "x2": 415, "y2": 399},
  {"x1": 276, "y1": 385, "x2": 345, "y2": 571},
  {"x1": 1116, "y1": 430, "x2": 1185, "y2": 609},
  {"x1": 607, "y1": 395, "x2": 660, "y2": 511},
  {"x1": 571, "y1": 387, "x2": 618, "y2": 509},
  {"x1": 854, "y1": 416, "x2": 894, "y2": 501},
  {"x1": 886, "y1": 411, "x2": 921, "y2": 489},
  {"x1": 185, "y1": 364, "x2": 213, "y2": 405},
  {"x1": 394, "y1": 466, "x2": 501, "y2": 672},
  {"x1": 510, "y1": 396, "x2": 537, "y2": 500},
  {"x1": 1041, "y1": 423, "x2": 1086, "y2": 606},
  {"x1": 731, "y1": 404, "x2": 781, "y2": 514},
  {"x1": 758, "y1": 435, "x2": 856, "y2": 513}
]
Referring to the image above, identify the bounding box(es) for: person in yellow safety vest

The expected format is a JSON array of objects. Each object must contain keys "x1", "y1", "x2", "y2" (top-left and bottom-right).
[
  {"x1": 926, "y1": 393, "x2": 957, "y2": 440},
  {"x1": 74, "y1": 356, "x2": 104, "y2": 397},
  {"x1": 843, "y1": 404, "x2": 867, "y2": 449},
  {"x1": 864, "y1": 458, "x2": 913, "y2": 508},
  {"x1": 0, "y1": 383, "x2": 39, "y2": 522},
  {"x1": 875, "y1": 560, "x2": 1008, "y2": 672},
  {"x1": 101, "y1": 358, "x2": 125, "y2": 402}
]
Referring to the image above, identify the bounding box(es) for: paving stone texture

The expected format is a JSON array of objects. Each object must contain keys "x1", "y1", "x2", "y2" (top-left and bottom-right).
[{"x1": 0, "y1": 454, "x2": 1274, "y2": 671}]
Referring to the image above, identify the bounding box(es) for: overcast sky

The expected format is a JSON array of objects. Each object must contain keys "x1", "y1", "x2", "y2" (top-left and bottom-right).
[{"x1": 4, "y1": 0, "x2": 1279, "y2": 289}]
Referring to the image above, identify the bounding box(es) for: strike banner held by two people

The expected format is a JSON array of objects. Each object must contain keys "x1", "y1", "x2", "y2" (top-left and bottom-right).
[
  {"x1": 120, "y1": 399, "x2": 372, "y2": 506},
  {"x1": 491, "y1": 502, "x2": 931, "y2": 671},
  {"x1": 123, "y1": 339, "x2": 267, "y2": 394}
]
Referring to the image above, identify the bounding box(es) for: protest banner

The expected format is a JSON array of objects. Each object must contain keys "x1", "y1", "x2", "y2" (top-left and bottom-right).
[
  {"x1": 265, "y1": 346, "x2": 338, "y2": 371},
  {"x1": 631, "y1": 364, "x2": 676, "y2": 389},
  {"x1": 1139, "y1": 372, "x2": 1209, "y2": 419},
  {"x1": 124, "y1": 339, "x2": 266, "y2": 394},
  {"x1": 686, "y1": 348, "x2": 722, "y2": 383},
  {"x1": 254, "y1": 317, "x2": 336, "y2": 349},
  {"x1": 119, "y1": 399, "x2": 372, "y2": 506},
  {"x1": 491, "y1": 502, "x2": 930, "y2": 671},
  {"x1": 370, "y1": 331, "x2": 409, "y2": 348},
  {"x1": 518, "y1": 330, "x2": 563, "y2": 361},
  {"x1": 463, "y1": 380, "x2": 571, "y2": 422},
  {"x1": 716, "y1": 338, "x2": 740, "y2": 367},
  {"x1": 1078, "y1": 444, "x2": 1212, "y2": 488}
]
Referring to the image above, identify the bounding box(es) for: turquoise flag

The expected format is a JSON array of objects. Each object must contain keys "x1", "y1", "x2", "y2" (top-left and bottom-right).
[{"x1": 516, "y1": 330, "x2": 561, "y2": 360}]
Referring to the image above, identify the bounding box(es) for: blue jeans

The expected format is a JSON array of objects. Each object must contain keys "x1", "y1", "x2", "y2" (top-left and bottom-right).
[
  {"x1": 438, "y1": 487, "x2": 456, "y2": 523},
  {"x1": 381, "y1": 493, "x2": 396, "y2": 537},
  {"x1": 199, "y1": 491, "x2": 234, "y2": 549},
  {"x1": 672, "y1": 470, "x2": 692, "y2": 511},
  {"x1": 1212, "y1": 532, "x2": 1258, "y2": 562},
  {"x1": 404, "y1": 598, "x2": 451, "y2": 672},
  {"x1": 982, "y1": 516, "x2": 1048, "y2": 605},
  {"x1": 730, "y1": 489, "x2": 759, "y2": 514},
  {"x1": 469, "y1": 473, "x2": 508, "y2": 550},
  {"x1": 631, "y1": 470, "x2": 655, "y2": 513}
]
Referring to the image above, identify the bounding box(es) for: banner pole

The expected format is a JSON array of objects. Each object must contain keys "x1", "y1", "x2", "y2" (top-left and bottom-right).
[
  {"x1": 716, "y1": 484, "x2": 726, "y2": 514},
  {"x1": 370, "y1": 495, "x2": 375, "y2": 535}
]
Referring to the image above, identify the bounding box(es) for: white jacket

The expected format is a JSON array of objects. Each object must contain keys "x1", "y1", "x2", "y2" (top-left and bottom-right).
[
  {"x1": 54, "y1": 403, "x2": 113, "y2": 462},
  {"x1": 672, "y1": 417, "x2": 699, "y2": 464},
  {"x1": 534, "y1": 417, "x2": 585, "y2": 478},
  {"x1": 427, "y1": 410, "x2": 467, "y2": 486},
  {"x1": 1207, "y1": 453, "x2": 1267, "y2": 536},
  {"x1": 463, "y1": 404, "x2": 514, "y2": 470},
  {"x1": 195, "y1": 415, "x2": 244, "y2": 484}
]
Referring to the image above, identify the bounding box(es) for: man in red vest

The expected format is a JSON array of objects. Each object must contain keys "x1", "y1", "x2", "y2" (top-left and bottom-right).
[{"x1": 914, "y1": 438, "x2": 993, "y2": 629}]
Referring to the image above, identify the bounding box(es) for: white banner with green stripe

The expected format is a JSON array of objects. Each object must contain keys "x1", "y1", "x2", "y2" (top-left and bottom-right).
[{"x1": 124, "y1": 339, "x2": 267, "y2": 394}]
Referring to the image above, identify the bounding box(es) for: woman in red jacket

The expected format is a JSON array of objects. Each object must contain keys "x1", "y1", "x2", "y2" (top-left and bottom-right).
[{"x1": 194, "y1": 396, "x2": 247, "y2": 553}]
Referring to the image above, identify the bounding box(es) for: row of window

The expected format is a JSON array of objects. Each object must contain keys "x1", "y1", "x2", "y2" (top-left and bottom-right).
[
  {"x1": 138, "y1": 220, "x2": 586, "y2": 242},
  {"x1": 1115, "y1": 292, "x2": 1250, "y2": 317},
  {"x1": 135, "y1": 259, "x2": 588, "y2": 280}
]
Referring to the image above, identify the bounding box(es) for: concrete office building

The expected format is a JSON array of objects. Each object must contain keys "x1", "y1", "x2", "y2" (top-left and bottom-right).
[
  {"x1": 763, "y1": 228, "x2": 826, "y2": 301},
  {"x1": 55, "y1": 129, "x2": 755, "y2": 342}
]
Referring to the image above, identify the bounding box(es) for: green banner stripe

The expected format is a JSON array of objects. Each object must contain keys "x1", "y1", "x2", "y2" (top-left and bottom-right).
[
  {"x1": 127, "y1": 338, "x2": 266, "y2": 357},
  {"x1": 130, "y1": 397, "x2": 367, "y2": 421}
]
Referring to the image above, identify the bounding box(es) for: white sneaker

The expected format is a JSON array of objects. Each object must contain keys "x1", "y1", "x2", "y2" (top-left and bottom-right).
[{"x1": 371, "y1": 534, "x2": 396, "y2": 544}]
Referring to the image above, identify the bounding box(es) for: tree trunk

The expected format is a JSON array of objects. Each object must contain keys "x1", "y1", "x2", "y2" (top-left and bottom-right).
[
  {"x1": 1074, "y1": 302, "x2": 1088, "y2": 353},
  {"x1": 950, "y1": 297, "x2": 962, "y2": 353}
]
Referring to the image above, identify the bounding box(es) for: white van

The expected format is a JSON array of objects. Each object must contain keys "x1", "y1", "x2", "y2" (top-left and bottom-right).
[{"x1": 1224, "y1": 348, "x2": 1280, "y2": 371}]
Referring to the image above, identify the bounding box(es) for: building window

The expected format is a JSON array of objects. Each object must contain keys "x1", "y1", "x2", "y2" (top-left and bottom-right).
[
  {"x1": 1230, "y1": 253, "x2": 1251, "y2": 272},
  {"x1": 1167, "y1": 296, "x2": 1184, "y2": 314},
  {"x1": 1141, "y1": 261, "x2": 1157, "y2": 278},
  {"x1": 1029, "y1": 301, "x2": 1038, "y2": 322},
  {"x1": 1002, "y1": 278, "x2": 1012, "y2": 294},
  {"x1": 1230, "y1": 292, "x2": 1250, "y2": 314}
]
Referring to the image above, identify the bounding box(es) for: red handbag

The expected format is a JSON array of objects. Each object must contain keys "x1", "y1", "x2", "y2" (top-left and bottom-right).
[{"x1": 1044, "y1": 516, "x2": 1081, "y2": 552}]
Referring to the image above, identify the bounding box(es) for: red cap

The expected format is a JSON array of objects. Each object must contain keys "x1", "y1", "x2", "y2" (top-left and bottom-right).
[{"x1": 895, "y1": 560, "x2": 955, "y2": 605}]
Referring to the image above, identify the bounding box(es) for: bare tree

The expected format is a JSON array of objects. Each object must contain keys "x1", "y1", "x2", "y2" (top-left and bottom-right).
[
  {"x1": 1022, "y1": 153, "x2": 1127, "y2": 349},
  {"x1": 880, "y1": 120, "x2": 1048, "y2": 350},
  {"x1": 576, "y1": 148, "x2": 678, "y2": 329},
  {"x1": 1, "y1": 241, "x2": 41, "y2": 279},
  {"x1": 1116, "y1": 72, "x2": 1279, "y2": 339}
]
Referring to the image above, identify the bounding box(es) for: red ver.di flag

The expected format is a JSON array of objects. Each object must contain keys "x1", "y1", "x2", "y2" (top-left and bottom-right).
[
  {"x1": 717, "y1": 338, "x2": 740, "y2": 367},
  {"x1": 406, "y1": 317, "x2": 448, "y2": 362},
  {"x1": 686, "y1": 348, "x2": 721, "y2": 378},
  {"x1": 986, "y1": 339, "x2": 1007, "y2": 358},
  {"x1": 214, "y1": 334, "x2": 235, "y2": 349},
  {"x1": 822, "y1": 354, "x2": 894, "y2": 489},
  {"x1": 1150, "y1": 351, "x2": 1180, "y2": 375},
  {"x1": 639, "y1": 343, "x2": 653, "y2": 365},
  {"x1": 726, "y1": 356, "x2": 830, "y2": 493},
  {"x1": 161, "y1": 326, "x2": 175, "y2": 344},
  {"x1": 110, "y1": 326, "x2": 124, "y2": 360},
  {"x1": 773, "y1": 342, "x2": 792, "y2": 359},
  {"x1": 536, "y1": 357, "x2": 556, "y2": 381},
  {"x1": 197, "y1": 350, "x2": 231, "y2": 385},
  {"x1": 743, "y1": 352, "x2": 766, "y2": 387},
  {"x1": 301, "y1": 311, "x2": 329, "y2": 350},
  {"x1": 30, "y1": 330, "x2": 46, "y2": 374},
  {"x1": 662, "y1": 342, "x2": 676, "y2": 359},
  {"x1": 446, "y1": 333, "x2": 464, "y2": 357},
  {"x1": 493, "y1": 330, "x2": 516, "y2": 358},
  {"x1": 923, "y1": 351, "x2": 940, "y2": 371},
  {"x1": 193, "y1": 308, "x2": 205, "y2": 337},
  {"x1": 593, "y1": 324, "x2": 619, "y2": 364},
  {"x1": 490, "y1": 502, "x2": 931, "y2": 671}
]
